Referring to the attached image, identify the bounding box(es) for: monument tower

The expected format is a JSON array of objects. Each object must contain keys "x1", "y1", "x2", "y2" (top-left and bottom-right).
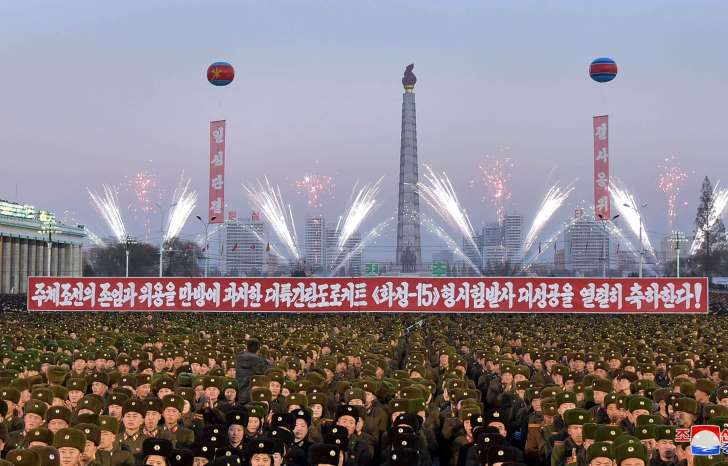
[{"x1": 395, "y1": 64, "x2": 422, "y2": 271}]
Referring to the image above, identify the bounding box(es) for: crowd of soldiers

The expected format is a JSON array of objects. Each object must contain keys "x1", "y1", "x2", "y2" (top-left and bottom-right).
[{"x1": 1, "y1": 312, "x2": 728, "y2": 466}]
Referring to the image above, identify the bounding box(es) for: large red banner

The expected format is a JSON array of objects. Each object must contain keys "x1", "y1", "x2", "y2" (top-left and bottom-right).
[
  {"x1": 27, "y1": 277, "x2": 708, "y2": 313},
  {"x1": 209, "y1": 120, "x2": 225, "y2": 224},
  {"x1": 594, "y1": 115, "x2": 610, "y2": 219}
]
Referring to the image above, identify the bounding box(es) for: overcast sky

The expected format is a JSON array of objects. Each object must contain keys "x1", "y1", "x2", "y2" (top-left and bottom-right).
[{"x1": 1, "y1": 1, "x2": 726, "y2": 260}]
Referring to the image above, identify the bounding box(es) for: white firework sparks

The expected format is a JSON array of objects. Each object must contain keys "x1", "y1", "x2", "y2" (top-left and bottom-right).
[
  {"x1": 609, "y1": 180, "x2": 656, "y2": 259},
  {"x1": 417, "y1": 165, "x2": 480, "y2": 256},
  {"x1": 421, "y1": 215, "x2": 481, "y2": 275},
  {"x1": 336, "y1": 178, "x2": 383, "y2": 253},
  {"x1": 243, "y1": 177, "x2": 301, "y2": 260},
  {"x1": 164, "y1": 177, "x2": 198, "y2": 242},
  {"x1": 329, "y1": 217, "x2": 393, "y2": 276},
  {"x1": 83, "y1": 227, "x2": 106, "y2": 248},
  {"x1": 690, "y1": 181, "x2": 728, "y2": 255},
  {"x1": 521, "y1": 216, "x2": 577, "y2": 272},
  {"x1": 88, "y1": 185, "x2": 128, "y2": 243},
  {"x1": 523, "y1": 182, "x2": 574, "y2": 254}
]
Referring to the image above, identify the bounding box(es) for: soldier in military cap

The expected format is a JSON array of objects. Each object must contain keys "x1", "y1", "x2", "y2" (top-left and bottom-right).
[
  {"x1": 158, "y1": 396, "x2": 194, "y2": 448},
  {"x1": 73, "y1": 423, "x2": 100, "y2": 466},
  {"x1": 2, "y1": 387, "x2": 25, "y2": 434},
  {"x1": 615, "y1": 442, "x2": 648, "y2": 466},
  {"x1": 551, "y1": 408, "x2": 592, "y2": 466},
  {"x1": 7, "y1": 401, "x2": 48, "y2": 452},
  {"x1": 671, "y1": 398, "x2": 698, "y2": 429},
  {"x1": 52, "y1": 428, "x2": 86, "y2": 466},
  {"x1": 307, "y1": 443, "x2": 339, "y2": 466},
  {"x1": 224, "y1": 410, "x2": 247, "y2": 452},
  {"x1": 334, "y1": 405, "x2": 372, "y2": 466},
  {"x1": 587, "y1": 442, "x2": 614, "y2": 466},
  {"x1": 6, "y1": 449, "x2": 41, "y2": 466},
  {"x1": 45, "y1": 407, "x2": 72, "y2": 435},
  {"x1": 649, "y1": 426, "x2": 676, "y2": 466},
  {"x1": 141, "y1": 438, "x2": 172, "y2": 466},
  {"x1": 244, "y1": 404, "x2": 267, "y2": 440},
  {"x1": 244, "y1": 439, "x2": 274, "y2": 466},
  {"x1": 116, "y1": 400, "x2": 147, "y2": 459},
  {"x1": 142, "y1": 398, "x2": 164, "y2": 439}
]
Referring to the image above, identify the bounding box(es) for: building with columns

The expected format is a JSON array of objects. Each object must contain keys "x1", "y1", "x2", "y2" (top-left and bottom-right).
[{"x1": 0, "y1": 200, "x2": 86, "y2": 294}]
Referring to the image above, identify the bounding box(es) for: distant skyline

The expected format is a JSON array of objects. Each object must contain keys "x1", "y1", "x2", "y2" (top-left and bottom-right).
[{"x1": 1, "y1": 1, "x2": 727, "y2": 261}]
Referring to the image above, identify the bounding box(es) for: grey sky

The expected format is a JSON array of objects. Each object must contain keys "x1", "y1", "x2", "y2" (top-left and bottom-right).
[{"x1": 1, "y1": 0, "x2": 726, "y2": 259}]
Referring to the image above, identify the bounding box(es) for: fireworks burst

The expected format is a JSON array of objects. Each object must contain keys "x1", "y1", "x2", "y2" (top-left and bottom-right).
[
  {"x1": 690, "y1": 181, "x2": 728, "y2": 255},
  {"x1": 243, "y1": 177, "x2": 301, "y2": 260},
  {"x1": 421, "y1": 215, "x2": 481, "y2": 275},
  {"x1": 88, "y1": 185, "x2": 128, "y2": 243},
  {"x1": 472, "y1": 155, "x2": 514, "y2": 221},
  {"x1": 83, "y1": 227, "x2": 106, "y2": 248},
  {"x1": 658, "y1": 156, "x2": 689, "y2": 225},
  {"x1": 418, "y1": 165, "x2": 480, "y2": 256},
  {"x1": 164, "y1": 176, "x2": 198, "y2": 242},
  {"x1": 295, "y1": 174, "x2": 335, "y2": 208},
  {"x1": 336, "y1": 178, "x2": 382, "y2": 253},
  {"x1": 329, "y1": 217, "x2": 393, "y2": 276},
  {"x1": 523, "y1": 182, "x2": 575, "y2": 254},
  {"x1": 609, "y1": 180, "x2": 656, "y2": 259}
]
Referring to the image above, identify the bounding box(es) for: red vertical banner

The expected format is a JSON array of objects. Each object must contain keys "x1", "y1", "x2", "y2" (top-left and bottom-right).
[
  {"x1": 593, "y1": 115, "x2": 610, "y2": 219},
  {"x1": 209, "y1": 120, "x2": 225, "y2": 223}
]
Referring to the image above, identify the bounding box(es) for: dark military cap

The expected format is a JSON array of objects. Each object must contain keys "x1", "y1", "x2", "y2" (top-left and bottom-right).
[
  {"x1": 627, "y1": 396, "x2": 652, "y2": 413},
  {"x1": 389, "y1": 448, "x2": 420, "y2": 466},
  {"x1": 145, "y1": 397, "x2": 163, "y2": 414},
  {"x1": 245, "y1": 403, "x2": 268, "y2": 419},
  {"x1": 486, "y1": 446, "x2": 519, "y2": 466},
  {"x1": 286, "y1": 393, "x2": 308, "y2": 408},
  {"x1": 555, "y1": 391, "x2": 576, "y2": 406},
  {"x1": 696, "y1": 379, "x2": 717, "y2": 395},
  {"x1": 87, "y1": 372, "x2": 109, "y2": 386},
  {"x1": 98, "y1": 416, "x2": 119, "y2": 434},
  {"x1": 27, "y1": 446, "x2": 59, "y2": 466},
  {"x1": 706, "y1": 417, "x2": 728, "y2": 429},
  {"x1": 7, "y1": 449, "x2": 41, "y2": 466},
  {"x1": 1, "y1": 387, "x2": 21, "y2": 404},
  {"x1": 24, "y1": 400, "x2": 48, "y2": 418},
  {"x1": 73, "y1": 423, "x2": 100, "y2": 446},
  {"x1": 46, "y1": 367, "x2": 67, "y2": 386},
  {"x1": 162, "y1": 394, "x2": 184, "y2": 413},
  {"x1": 615, "y1": 443, "x2": 648, "y2": 465},
  {"x1": 655, "y1": 425, "x2": 675, "y2": 441},
  {"x1": 170, "y1": 449, "x2": 194, "y2": 466},
  {"x1": 45, "y1": 407, "x2": 72, "y2": 424},
  {"x1": 673, "y1": 397, "x2": 699, "y2": 415},
  {"x1": 65, "y1": 378, "x2": 86, "y2": 392},
  {"x1": 563, "y1": 408, "x2": 591, "y2": 426},
  {"x1": 292, "y1": 408, "x2": 312, "y2": 426},
  {"x1": 245, "y1": 439, "x2": 275, "y2": 458},
  {"x1": 225, "y1": 409, "x2": 248, "y2": 427},
  {"x1": 77, "y1": 395, "x2": 104, "y2": 415},
  {"x1": 30, "y1": 389, "x2": 53, "y2": 406},
  {"x1": 143, "y1": 438, "x2": 173, "y2": 458},
  {"x1": 321, "y1": 425, "x2": 348, "y2": 451},
  {"x1": 121, "y1": 399, "x2": 146, "y2": 416},
  {"x1": 271, "y1": 413, "x2": 296, "y2": 431},
  {"x1": 106, "y1": 392, "x2": 128, "y2": 407},
  {"x1": 308, "y1": 443, "x2": 340, "y2": 465},
  {"x1": 52, "y1": 428, "x2": 86, "y2": 452},
  {"x1": 583, "y1": 423, "x2": 598, "y2": 441},
  {"x1": 250, "y1": 387, "x2": 271, "y2": 403},
  {"x1": 193, "y1": 443, "x2": 216, "y2": 461},
  {"x1": 587, "y1": 442, "x2": 614, "y2": 462},
  {"x1": 25, "y1": 428, "x2": 53, "y2": 447},
  {"x1": 635, "y1": 424, "x2": 656, "y2": 440},
  {"x1": 594, "y1": 425, "x2": 623, "y2": 442},
  {"x1": 335, "y1": 405, "x2": 361, "y2": 422}
]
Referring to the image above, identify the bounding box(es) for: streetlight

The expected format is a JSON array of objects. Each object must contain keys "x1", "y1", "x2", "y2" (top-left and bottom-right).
[
  {"x1": 597, "y1": 214, "x2": 620, "y2": 278},
  {"x1": 196, "y1": 215, "x2": 216, "y2": 277},
  {"x1": 155, "y1": 202, "x2": 177, "y2": 277},
  {"x1": 123, "y1": 234, "x2": 137, "y2": 277},
  {"x1": 38, "y1": 220, "x2": 62, "y2": 276},
  {"x1": 623, "y1": 202, "x2": 648, "y2": 278}
]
